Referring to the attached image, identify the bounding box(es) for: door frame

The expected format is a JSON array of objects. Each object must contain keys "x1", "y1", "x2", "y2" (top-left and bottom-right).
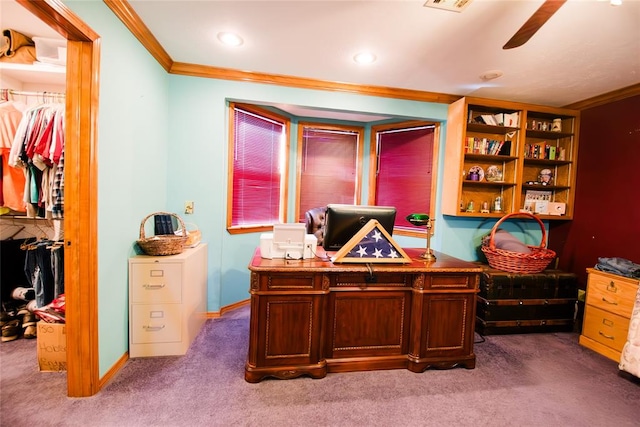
[{"x1": 17, "y1": 0, "x2": 101, "y2": 397}]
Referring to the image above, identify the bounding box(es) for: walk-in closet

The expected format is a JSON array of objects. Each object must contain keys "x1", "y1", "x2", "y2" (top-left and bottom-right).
[{"x1": 1, "y1": 0, "x2": 67, "y2": 376}]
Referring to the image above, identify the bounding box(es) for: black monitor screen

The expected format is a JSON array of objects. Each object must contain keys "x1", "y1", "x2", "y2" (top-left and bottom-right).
[{"x1": 323, "y1": 204, "x2": 397, "y2": 251}]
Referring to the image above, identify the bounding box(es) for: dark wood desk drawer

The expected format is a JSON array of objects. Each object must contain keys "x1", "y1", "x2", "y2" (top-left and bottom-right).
[
  {"x1": 425, "y1": 274, "x2": 477, "y2": 290},
  {"x1": 254, "y1": 272, "x2": 322, "y2": 291},
  {"x1": 331, "y1": 273, "x2": 410, "y2": 288}
]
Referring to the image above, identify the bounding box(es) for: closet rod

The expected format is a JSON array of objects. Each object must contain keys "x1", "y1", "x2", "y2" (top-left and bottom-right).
[{"x1": 1, "y1": 88, "x2": 65, "y2": 98}]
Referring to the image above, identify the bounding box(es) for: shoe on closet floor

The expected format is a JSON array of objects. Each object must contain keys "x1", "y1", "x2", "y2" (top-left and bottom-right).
[
  {"x1": 1, "y1": 319, "x2": 22, "y2": 342},
  {"x1": 23, "y1": 324, "x2": 37, "y2": 339},
  {"x1": 17, "y1": 304, "x2": 30, "y2": 316},
  {"x1": 0, "y1": 310, "x2": 16, "y2": 327},
  {"x1": 22, "y1": 312, "x2": 37, "y2": 327},
  {"x1": 12, "y1": 287, "x2": 35, "y2": 301}
]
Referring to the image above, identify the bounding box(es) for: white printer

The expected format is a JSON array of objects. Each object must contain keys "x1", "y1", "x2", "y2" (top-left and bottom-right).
[{"x1": 260, "y1": 223, "x2": 317, "y2": 259}]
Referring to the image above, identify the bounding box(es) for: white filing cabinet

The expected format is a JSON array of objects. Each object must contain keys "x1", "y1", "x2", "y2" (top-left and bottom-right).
[{"x1": 129, "y1": 244, "x2": 208, "y2": 357}]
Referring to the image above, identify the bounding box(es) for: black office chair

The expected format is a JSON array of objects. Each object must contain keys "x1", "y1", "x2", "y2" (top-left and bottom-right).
[{"x1": 304, "y1": 206, "x2": 327, "y2": 246}]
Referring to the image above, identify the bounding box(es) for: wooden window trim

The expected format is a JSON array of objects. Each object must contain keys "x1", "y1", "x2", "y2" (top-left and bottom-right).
[
  {"x1": 369, "y1": 121, "x2": 440, "y2": 238},
  {"x1": 226, "y1": 103, "x2": 290, "y2": 234},
  {"x1": 295, "y1": 122, "x2": 364, "y2": 222}
]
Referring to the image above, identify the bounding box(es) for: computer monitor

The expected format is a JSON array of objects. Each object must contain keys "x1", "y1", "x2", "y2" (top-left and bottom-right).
[{"x1": 322, "y1": 204, "x2": 397, "y2": 251}]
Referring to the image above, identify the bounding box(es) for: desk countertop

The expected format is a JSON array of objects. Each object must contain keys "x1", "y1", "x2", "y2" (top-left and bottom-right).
[{"x1": 249, "y1": 247, "x2": 483, "y2": 274}]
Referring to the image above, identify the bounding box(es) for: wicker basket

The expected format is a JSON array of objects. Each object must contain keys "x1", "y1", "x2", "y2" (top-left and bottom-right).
[
  {"x1": 481, "y1": 212, "x2": 556, "y2": 274},
  {"x1": 137, "y1": 212, "x2": 188, "y2": 256},
  {"x1": 175, "y1": 222, "x2": 201, "y2": 248}
]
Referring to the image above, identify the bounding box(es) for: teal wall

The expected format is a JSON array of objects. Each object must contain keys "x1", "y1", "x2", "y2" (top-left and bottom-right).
[
  {"x1": 66, "y1": 1, "x2": 171, "y2": 377},
  {"x1": 67, "y1": 0, "x2": 545, "y2": 378}
]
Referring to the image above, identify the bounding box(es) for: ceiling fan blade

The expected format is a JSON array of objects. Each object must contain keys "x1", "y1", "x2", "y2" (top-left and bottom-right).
[{"x1": 503, "y1": 0, "x2": 567, "y2": 49}]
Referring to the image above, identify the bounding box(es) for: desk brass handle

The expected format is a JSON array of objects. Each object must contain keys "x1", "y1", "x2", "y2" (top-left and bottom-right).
[
  {"x1": 601, "y1": 297, "x2": 617, "y2": 305},
  {"x1": 144, "y1": 283, "x2": 166, "y2": 289},
  {"x1": 143, "y1": 325, "x2": 165, "y2": 331},
  {"x1": 598, "y1": 330, "x2": 615, "y2": 340}
]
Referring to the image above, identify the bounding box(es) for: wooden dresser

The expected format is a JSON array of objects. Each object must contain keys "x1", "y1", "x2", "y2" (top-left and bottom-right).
[
  {"x1": 579, "y1": 268, "x2": 639, "y2": 362},
  {"x1": 246, "y1": 247, "x2": 482, "y2": 383}
]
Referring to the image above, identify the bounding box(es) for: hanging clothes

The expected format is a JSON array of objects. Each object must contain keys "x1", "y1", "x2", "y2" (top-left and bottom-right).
[
  {"x1": 0, "y1": 101, "x2": 26, "y2": 211},
  {"x1": 6, "y1": 101, "x2": 65, "y2": 217},
  {"x1": 21, "y1": 238, "x2": 64, "y2": 308}
]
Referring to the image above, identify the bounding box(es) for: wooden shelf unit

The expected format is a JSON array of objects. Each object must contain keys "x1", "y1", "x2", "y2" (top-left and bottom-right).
[{"x1": 442, "y1": 97, "x2": 580, "y2": 220}]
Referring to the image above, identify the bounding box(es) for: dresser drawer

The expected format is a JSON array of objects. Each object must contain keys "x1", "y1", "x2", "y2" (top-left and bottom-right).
[
  {"x1": 130, "y1": 263, "x2": 182, "y2": 303},
  {"x1": 586, "y1": 272, "x2": 636, "y2": 317},
  {"x1": 425, "y1": 274, "x2": 477, "y2": 290},
  {"x1": 582, "y1": 304, "x2": 629, "y2": 352},
  {"x1": 130, "y1": 304, "x2": 182, "y2": 344},
  {"x1": 332, "y1": 273, "x2": 410, "y2": 288}
]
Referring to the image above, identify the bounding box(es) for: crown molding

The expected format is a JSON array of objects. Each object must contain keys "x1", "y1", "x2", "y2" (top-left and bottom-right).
[
  {"x1": 563, "y1": 83, "x2": 640, "y2": 111},
  {"x1": 103, "y1": 0, "x2": 172, "y2": 72},
  {"x1": 104, "y1": 1, "x2": 458, "y2": 104},
  {"x1": 107, "y1": 0, "x2": 637, "y2": 109},
  {"x1": 169, "y1": 61, "x2": 460, "y2": 104}
]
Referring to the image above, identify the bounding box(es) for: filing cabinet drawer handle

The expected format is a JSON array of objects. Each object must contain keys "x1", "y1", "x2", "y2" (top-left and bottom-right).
[
  {"x1": 143, "y1": 284, "x2": 166, "y2": 290},
  {"x1": 601, "y1": 297, "x2": 617, "y2": 305},
  {"x1": 143, "y1": 325, "x2": 165, "y2": 331},
  {"x1": 598, "y1": 330, "x2": 615, "y2": 340}
]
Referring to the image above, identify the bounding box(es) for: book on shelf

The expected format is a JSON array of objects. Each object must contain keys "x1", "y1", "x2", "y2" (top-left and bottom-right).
[
  {"x1": 504, "y1": 112, "x2": 519, "y2": 127},
  {"x1": 498, "y1": 140, "x2": 511, "y2": 156},
  {"x1": 466, "y1": 137, "x2": 507, "y2": 155},
  {"x1": 480, "y1": 114, "x2": 498, "y2": 126},
  {"x1": 524, "y1": 142, "x2": 555, "y2": 159},
  {"x1": 557, "y1": 147, "x2": 566, "y2": 161},
  {"x1": 469, "y1": 111, "x2": 519, "y2": 128}
]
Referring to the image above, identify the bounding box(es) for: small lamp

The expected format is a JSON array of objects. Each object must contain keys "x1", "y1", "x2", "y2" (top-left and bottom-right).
[{"x1": 406, "y1": 213, "x2": 436, "y2": 261}]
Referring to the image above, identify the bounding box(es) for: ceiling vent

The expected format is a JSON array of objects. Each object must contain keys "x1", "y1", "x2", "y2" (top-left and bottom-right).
[{"x1": 423, "y1": 0, "x2": 473, "y2": 13}]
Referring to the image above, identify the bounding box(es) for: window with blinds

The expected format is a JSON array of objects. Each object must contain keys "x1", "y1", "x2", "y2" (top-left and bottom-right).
[
  {"x1": 297, "y1": 125, "x2": 362, "y2": 222},
  {"x1": 228, "y1": 105, "x2": 288, "y2": 229},
  {"x1": 373, "y1": 124, "x2": 437, "y2": 230}
]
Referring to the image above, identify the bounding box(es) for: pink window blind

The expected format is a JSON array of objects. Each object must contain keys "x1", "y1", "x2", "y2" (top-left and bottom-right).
[
  {"x1": 231, "y1": 108, "x2": 284, "y2": 226},
  {"x1": 376, "y1": 126, "x2": 435, "y2": 228},
  {"x1": 298, "y1": 127, "x2": 358, "y2": 221}
]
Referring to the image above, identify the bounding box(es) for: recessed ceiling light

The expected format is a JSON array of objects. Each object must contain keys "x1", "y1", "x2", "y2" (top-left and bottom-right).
[
  {"x1": 217, "y1": 32, "x2": 243, "y2": 47},
  {"x1": 353, "y1": 51, "x2": 377, "y2": 64},
  {"x1": 480, "y1": 70, "x2": 503, "y2": 81}
]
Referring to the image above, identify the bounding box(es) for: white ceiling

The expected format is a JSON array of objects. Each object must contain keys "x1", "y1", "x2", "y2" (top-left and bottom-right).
[
  {"x1": 126, "y1": 0, "x2": 640, "y2": 108},
  {"x1": 3, "y1": 0, "x2": 639, "y2": 114}
]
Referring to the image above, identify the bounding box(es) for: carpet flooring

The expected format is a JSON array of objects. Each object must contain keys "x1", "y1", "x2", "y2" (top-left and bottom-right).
[{"x1": 2, "y1": 305, "x2": 639, "y2": 427}]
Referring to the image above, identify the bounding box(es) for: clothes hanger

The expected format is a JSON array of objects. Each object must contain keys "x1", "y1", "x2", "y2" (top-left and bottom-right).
[{"x1": 6, "y1": 226, "x2": 26, "y2": 240}]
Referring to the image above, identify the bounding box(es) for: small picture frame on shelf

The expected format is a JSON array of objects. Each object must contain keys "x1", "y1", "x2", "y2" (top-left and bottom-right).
[{"x1": 524, "y1": 190, "x2": 552, "y2": 214}]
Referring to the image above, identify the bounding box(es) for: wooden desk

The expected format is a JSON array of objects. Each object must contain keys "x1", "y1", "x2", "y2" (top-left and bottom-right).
[{"x1": 246, "y1": 247, "x2": 481, "y2": 383}]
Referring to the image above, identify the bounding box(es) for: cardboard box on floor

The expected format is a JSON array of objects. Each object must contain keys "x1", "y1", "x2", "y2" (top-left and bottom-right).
[{"x1": 37, "y1": 322, "x2": 67, "y2": 371}]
